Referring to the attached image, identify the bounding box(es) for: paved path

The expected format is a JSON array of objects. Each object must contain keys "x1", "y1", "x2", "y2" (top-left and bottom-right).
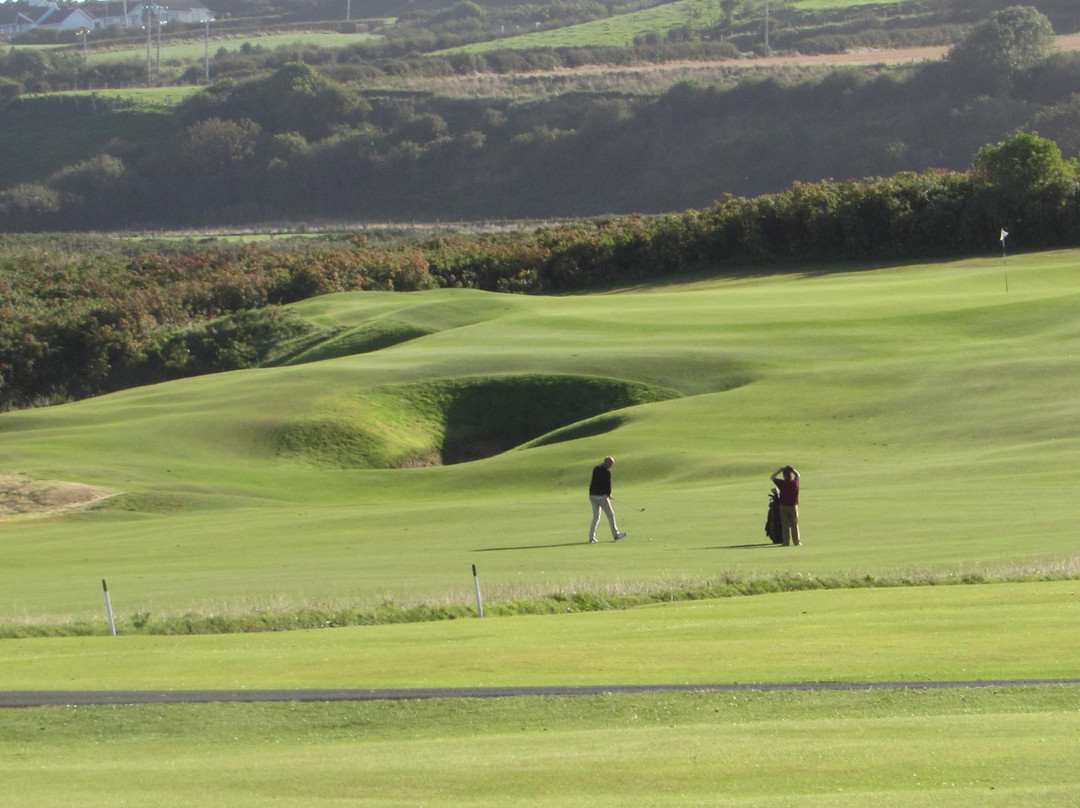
[{"x1": 3, "y1": 679, "x2": 1078, "y2": 707}]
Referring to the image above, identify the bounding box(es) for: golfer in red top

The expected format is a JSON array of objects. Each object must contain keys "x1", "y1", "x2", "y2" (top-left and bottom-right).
[{"x1": 770, "y1": 466, "x2": 801, "y2": 546}]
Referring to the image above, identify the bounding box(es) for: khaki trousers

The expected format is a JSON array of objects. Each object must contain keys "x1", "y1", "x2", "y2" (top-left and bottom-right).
[{"x1": 779, "y1": 504, "x2": 801, "y2": 546}]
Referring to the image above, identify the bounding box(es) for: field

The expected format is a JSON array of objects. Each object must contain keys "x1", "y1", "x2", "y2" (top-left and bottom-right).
[
  {"x1": 448, "y1": 0, "x2": 925, "y2": 54},
  {"x1": 451, "y1": 0, "x2": 728, "y2": 52},
  {"x1": 86, "y1": 30, "x2": 385, "y2": 66},
  {"x1": 1, "y1": 249, "x2": 1079, "y2": 805},
  {"x1": 14, "y1": 30, "x2": 386, "y2": 67}
]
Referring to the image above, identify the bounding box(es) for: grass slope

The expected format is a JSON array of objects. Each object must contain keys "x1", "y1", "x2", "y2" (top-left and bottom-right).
[
  {"x1": 1, "y1": 251, "x2": 1079, "y2": 626},
  {"x1": 448, "y1": 0, "x2": 917, "y2": 53},
  {"x1": 452, "y1": 0, "x2": 725, "y2": 52}
]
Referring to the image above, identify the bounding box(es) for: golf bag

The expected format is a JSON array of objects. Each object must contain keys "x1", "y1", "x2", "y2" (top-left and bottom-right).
[{"x1": 765, "y1": 487, "x2": 784, "y2": 544}]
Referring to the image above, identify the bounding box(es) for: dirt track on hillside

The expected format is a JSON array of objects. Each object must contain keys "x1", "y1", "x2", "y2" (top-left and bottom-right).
[{"x1": 515, "y1": 33, "x2": 1080, "y2": 77}]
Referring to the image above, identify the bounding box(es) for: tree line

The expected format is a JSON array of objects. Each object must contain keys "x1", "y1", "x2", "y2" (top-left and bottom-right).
[
  {"x1": 1, "y1": 6, "x2": 1075, "y2": 231},
  {"x1": 2, "y1": 129, "x2": 1077, "y2": 410}
]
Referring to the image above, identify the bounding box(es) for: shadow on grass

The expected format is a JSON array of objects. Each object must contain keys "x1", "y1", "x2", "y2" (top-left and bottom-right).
[
  {"x1": 709, "y1": 542, "x2": 783, "y2": 549},
  {"x1": 475, "y1": 541, "x2": 589, "y2": 551}
]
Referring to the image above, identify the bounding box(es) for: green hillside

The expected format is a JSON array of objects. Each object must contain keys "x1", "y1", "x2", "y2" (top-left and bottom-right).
[
  {"x1": 1, "y1": 249, "x2": 1078, "y2": 628},
  {"x1": 4, "y1": 3, "x2": 1079, "y2": 229}
]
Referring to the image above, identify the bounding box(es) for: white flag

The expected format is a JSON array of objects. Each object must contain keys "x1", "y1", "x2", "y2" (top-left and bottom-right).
[{"x1": 1000, "y1": 228, "x2": 1009, "y2": 243}]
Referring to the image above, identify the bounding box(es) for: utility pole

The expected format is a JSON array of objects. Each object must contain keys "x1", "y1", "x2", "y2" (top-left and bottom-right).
[
  {"x1": 156, "y1": 12, "x2": 164, "y2": 81},
  {"x1": 145, "y1": 6, "x2": 152, "y2": 86},
  {"x1": 764, "y1": 0, "x2": 770, "y2": 50},
  {"x1": 204, "y1": 16, "x2": 214, "y2": 83}
]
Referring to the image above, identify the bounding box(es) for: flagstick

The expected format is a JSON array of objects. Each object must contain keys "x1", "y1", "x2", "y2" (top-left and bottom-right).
[{"x1": 1000, "y1": 228, "x2": 1009, "y2": 293}]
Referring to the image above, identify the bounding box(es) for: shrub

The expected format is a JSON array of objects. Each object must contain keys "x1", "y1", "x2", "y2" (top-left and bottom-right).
[{"x1": 0, "y1": 183, "x2": 62, "y2": 231}]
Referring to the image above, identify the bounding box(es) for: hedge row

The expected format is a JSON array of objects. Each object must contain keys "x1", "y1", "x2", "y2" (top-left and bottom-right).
[{"x1": 2, "y1": 132, "x2": 1077, "y2": 410}]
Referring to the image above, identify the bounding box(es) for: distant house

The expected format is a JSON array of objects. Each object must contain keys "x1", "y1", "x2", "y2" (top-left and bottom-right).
[
  {"x1": 155, "y1": 0, "x2": 214, "y2": 25},
  {"x1": 87, "y1": 1, "x2": 149, "y2": 29},
  {"x1": 0, "y1": 0, "x2": 213, "y2": 35},
  {"x1": 45, "y1": 5, "x2": 99, "y2": 30},
  {"x1": 0, "y1": 1, "x2": 96, "y2": 35},
  {"x1": 0, "y1": 3, "x2": 49, "y2": 36},
  {"x1": 95, "y1": 0, "x2": 215, "y2": 27}
]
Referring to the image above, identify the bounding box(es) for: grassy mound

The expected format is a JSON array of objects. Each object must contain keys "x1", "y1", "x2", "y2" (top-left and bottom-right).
[
  {"x1": 274, "y1": 321, "x2": 433, "y2": 366},
  {"x1": 271, "y1": 375, "x2": 677, "y2": 468}
]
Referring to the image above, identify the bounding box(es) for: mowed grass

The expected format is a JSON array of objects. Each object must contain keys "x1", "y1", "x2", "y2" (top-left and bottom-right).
[
  {"x1": 1, "y1": 583, "x2": 1076, "y2": 807},
  {"x1": 2, "y1": 251, "x2": 1080, "y2": 622},
  {"x1": 0, "y1": 581, "x2": 1076, "y2": 689},
  {"x1": 2, "y1": 686, "x2": 1078, "y2": 808},
  {"x1": 2, "y1": 249, "x2": 1080, "y2": 807}
]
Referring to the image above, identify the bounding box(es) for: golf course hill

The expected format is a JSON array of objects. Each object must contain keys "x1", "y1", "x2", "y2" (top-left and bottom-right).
[{"x1": 1, "y1": 249, "x2": 1078, "y2": 633}]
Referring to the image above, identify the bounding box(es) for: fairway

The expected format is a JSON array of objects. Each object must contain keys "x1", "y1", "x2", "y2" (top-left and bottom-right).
[
  {"x1": 2, "y1": 251, "x2": 1080, "y2": 624},
  {"x1": 2, "y1": 686, "x2": 1078, "y2": 807}
]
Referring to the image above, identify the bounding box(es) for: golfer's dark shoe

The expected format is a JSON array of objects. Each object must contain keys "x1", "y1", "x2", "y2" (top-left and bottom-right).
[{"x1": 614, "y1": 532, "x2": 627, "y2": 541}]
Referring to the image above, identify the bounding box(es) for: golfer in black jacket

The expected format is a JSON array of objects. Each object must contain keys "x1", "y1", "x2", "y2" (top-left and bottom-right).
[{"x1": 588, "y1": 456, "x2": 626, "y2": 543}]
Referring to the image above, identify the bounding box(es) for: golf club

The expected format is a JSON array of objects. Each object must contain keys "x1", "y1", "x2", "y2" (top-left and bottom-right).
[{"x1": 611, "y1": 496, "x2": 645, "y2": 512}]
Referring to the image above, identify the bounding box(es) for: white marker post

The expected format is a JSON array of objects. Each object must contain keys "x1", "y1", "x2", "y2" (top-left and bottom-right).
[
  {"x1": 102, "y1": 579, "x2": 116, "y2": 636},
  {"x1": 472, "y1": 564, "x2": 484, "y2": 618}
]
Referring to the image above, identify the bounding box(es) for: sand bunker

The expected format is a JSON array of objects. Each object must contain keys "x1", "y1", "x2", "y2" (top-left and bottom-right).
[{"x1": 0, "y1": 474, "x2": 118, "y2": 519}]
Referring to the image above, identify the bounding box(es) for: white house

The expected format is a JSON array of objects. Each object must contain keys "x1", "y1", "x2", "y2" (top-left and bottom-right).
[
  {"x1": 95, "y1": 0, "x2": 215, "y2": 27},
  {"x1": 0, "y1": 4, "x2": 48, "y2": 36},
  {"x1": 45, "y1": 5, "x2": 99, "y2": 30},
  {"x1": 0, "y1": 0, "x2": 213, "y2": 35},
  {"x1": 155, "y1": 0, "x2": 213, "y2": 25},
  {"x1": 86, "y1": 1, "x2": 149, "y2": 29}
]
